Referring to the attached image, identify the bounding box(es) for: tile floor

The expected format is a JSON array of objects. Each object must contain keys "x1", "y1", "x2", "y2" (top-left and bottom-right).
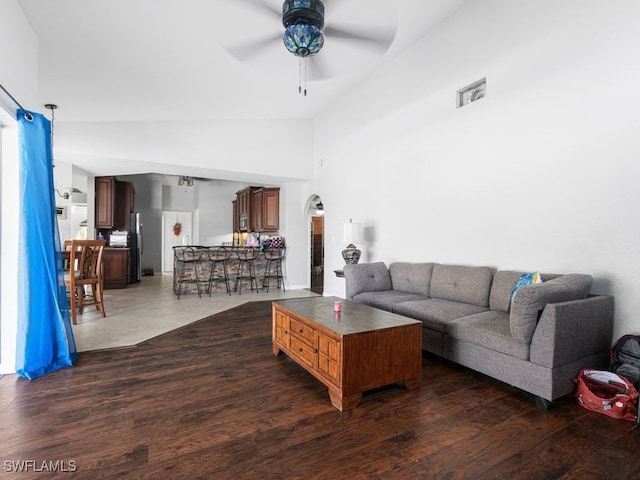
[{"x1": 72, "y1": 274, "x2": 319, "y2": 352}]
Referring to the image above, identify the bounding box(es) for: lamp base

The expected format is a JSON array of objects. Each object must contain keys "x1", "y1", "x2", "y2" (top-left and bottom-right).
[{"x1": 342, "y1": 244, "x2": 361, "y2": 265}]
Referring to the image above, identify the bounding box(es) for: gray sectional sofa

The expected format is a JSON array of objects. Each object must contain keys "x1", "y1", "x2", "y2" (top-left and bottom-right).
[{"x1": 344, "y1": 262, "x2": 614, "y2": 408}]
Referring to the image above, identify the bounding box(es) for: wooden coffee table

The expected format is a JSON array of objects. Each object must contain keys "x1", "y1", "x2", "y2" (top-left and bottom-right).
[{"x1": 272, "y1": 297, "x2": 422, "y2": 411}]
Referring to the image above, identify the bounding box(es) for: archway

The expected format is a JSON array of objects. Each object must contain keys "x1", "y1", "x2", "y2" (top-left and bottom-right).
[{"x1": 309, "y1": 195, "x2": 324, "y2": 294}]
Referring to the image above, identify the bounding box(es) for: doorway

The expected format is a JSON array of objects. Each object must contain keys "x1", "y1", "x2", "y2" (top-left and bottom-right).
[
  {"x1": 310, "y1": 215, "x2": 324, "y2": 294},
  {"x1": 161, "y1": 210, "x2": 193, "y2": 273}
]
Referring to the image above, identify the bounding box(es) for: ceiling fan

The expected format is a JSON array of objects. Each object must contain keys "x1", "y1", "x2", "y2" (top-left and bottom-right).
[{"x1": 225, "y1": 0, "x2": 396, "y2": 94}]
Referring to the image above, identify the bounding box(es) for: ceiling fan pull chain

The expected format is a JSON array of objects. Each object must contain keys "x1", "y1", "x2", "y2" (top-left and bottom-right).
[
  {"x1": 298, "y1": 57, "x2": 302, "y2": 94},
  {"x1": 304, "y1": 59, "x2": 308, "y2": 96}
]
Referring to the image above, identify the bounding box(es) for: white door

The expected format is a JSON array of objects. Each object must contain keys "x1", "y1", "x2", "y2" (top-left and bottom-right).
[{"x1": 162, "y1": 211, "x2": 193, "y2": 273}]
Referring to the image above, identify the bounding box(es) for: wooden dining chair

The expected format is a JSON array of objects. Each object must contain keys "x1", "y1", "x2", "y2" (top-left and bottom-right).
[
  {"x1": 62, "y1": 240, "x2": 73, "y2": 270},
  {"x1": 66, "y1": 240, "x2": 107, "y2": 324}
]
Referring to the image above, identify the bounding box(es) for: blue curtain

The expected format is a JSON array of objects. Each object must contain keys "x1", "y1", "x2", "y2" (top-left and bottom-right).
[{"x1": 15, "y1": 109, "x2": 77, "y2": 380}]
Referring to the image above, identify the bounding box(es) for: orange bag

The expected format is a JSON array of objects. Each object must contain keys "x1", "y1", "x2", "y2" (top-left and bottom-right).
[{"x1": 574, "y1": 368, "x2": 638, "y2": 421}]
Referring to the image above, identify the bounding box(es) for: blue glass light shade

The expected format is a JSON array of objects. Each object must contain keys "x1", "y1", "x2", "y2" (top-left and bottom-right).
[
  {"x1": 283, "y1": 24, "x2": 324, "y2": 57},
  {"x1": 282, "y1": 0, "x2": 324, "y2": 30}
]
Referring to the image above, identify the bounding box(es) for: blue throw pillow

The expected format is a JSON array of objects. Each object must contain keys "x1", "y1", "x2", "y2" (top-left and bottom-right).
[{"x1": 510, "y1": 272, "x2": 542, "y2": 304}]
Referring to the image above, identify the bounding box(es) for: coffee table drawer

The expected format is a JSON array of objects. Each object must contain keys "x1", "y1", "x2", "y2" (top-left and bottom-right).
[
  {"x1": 289, "y1": 335, "x2": 316, "y2": 368},
  {"x1": 290, "y1": 318, "x2": 315, "y2": 345}
]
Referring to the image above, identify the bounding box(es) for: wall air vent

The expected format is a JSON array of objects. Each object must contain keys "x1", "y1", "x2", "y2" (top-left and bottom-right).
[{"x1": 457, "y1": 77, "x2": 486, "y2": 108}]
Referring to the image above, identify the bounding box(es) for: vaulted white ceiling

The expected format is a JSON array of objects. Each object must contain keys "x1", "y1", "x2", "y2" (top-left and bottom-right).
[{"x1": 18, "y1": 0, "x2": 472, "y2": 181}]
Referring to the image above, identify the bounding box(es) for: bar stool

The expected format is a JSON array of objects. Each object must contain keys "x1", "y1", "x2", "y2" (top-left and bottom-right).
[
  {"x1": 262, "y1": 247, "x2": 286, "y2": 292},
  {"x1": 206, "y1": 247, "x2": 231, "y2": 296},
  {"x1": 234, "y1": 247, "x2": 259, "y2": 294},
  {"x1": 173, "y1": 246, "x2": 203, "y2": 299}
]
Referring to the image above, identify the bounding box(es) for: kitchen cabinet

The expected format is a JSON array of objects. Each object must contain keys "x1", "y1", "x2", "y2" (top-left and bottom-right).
[
  {"x1": 232, "y1": 186, "x2": 280, "y2": 233},
  {"x1": 232, "y1": 199, "x2": 238, "y2": 232},
  {"x1": 260, "y1": 187, "x2": 280, "y2": 232},
  {"x1": 95, "y1": 177, "x2": 135, "y2": 231},
  {"x1": 251, "y1": 188, "x2": 263, "y2": 231},
  {"x1": 95, "y1": 176, "x2": 115, "y2": 228},
  {"x1": 103, "y1": 248, "x2": 130, "y2": 289},
  {"x1": 235, "y1": 186, "x2": 257, "y2": 231}
]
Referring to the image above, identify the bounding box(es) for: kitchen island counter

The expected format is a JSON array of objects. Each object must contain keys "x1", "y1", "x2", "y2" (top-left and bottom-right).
[{"x1": 172, "y1": 246, "x2": 285, "y2": 296}]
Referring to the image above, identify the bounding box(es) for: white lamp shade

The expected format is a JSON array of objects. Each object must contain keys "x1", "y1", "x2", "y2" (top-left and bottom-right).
[{"x1": 343, "y1": 222, "x2": 362, "y2": 244}]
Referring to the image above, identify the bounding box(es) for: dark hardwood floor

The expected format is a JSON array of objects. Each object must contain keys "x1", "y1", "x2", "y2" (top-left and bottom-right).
[{"x1": 1, "y1": 300, "x2": 638, "y2": 479}]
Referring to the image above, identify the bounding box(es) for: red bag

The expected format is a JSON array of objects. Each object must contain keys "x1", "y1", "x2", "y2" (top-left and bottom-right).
[{"x1": 574, "y1": 368, "x2": 638, "y2": 421}]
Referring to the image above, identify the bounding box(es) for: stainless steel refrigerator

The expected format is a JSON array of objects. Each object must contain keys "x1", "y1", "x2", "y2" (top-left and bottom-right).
[{"x1": 130, "y1": 212, "x2": 143, "y2": 282}]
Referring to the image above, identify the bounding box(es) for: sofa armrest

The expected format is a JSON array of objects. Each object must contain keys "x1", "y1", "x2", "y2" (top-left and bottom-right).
[
  {"x1": 344, "y1": 262, "x2": 391, "y2": 300},
  {"x1": 510, "y1": 274, "x2": 593, "y2": 343},
  {"x1": 530, "y1": 295, "x2": 614, "y2": 368}
]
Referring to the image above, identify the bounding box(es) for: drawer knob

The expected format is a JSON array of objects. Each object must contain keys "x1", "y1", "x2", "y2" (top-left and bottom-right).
[
  {"x1": 298, "y1": 348, "x2": 303, "y2": 352},
  {"x1": 299, "y1": 329, "x2": 303, "y2": 333}
]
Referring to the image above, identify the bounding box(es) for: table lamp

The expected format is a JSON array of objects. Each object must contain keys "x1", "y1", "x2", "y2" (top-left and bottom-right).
[{"x1": 342, "y1": 219, "x2": 362, "y2": 264}]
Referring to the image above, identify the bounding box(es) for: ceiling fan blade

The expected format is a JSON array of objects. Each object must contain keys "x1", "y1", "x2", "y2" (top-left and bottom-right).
[
  {"x1": 230, "y1": 0, "x2": 281, "y2": 19},
  {"x1": 322, "y1": 0, "x2": 356, "y2": 13},
  {"x1": 323, "y1": 25, "x2": 395, "y2": 51},
  {"x1": 226, "y1": 33, "x2": 282, "y2": 62},
  {"x1": 307, "y1": 55, "x2": 335, "y2": 80}
]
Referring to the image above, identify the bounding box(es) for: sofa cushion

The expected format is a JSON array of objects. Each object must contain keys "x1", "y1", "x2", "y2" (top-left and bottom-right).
[
  {"x1": 489, "y1": 271, "x2": 527, "y2": 312},
  {"x1": 510, "y1": 274, "x2": 593, "y2": 344},
  {"x1": 448, "y1": 311, "x2": 530, "y2": 361},
  {"x1": 430, "y1": 264, "x2": 494, "y2": 307},
  {"x1": 344, "y1": 262, "x2": 392, "y2": 300},
  {"x1": 392, "y1": 299, "x2": 489, "y2": 333},
  {"x1": 389, "y1": 262, "x2": 435, "y2": 296},
  {"x1": 352, "y1": 291, "x2": 429, "y2": 312}
]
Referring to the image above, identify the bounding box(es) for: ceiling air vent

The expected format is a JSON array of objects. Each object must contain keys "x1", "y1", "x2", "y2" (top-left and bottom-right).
[{"x1": 457, "y1": 77, "x2": 486, "y2": 108}]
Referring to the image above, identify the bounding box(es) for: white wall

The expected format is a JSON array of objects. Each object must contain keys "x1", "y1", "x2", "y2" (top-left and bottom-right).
[
  {"x1": 0, "y1": 0, "x2": 39, "y2": 109},
  {"x1": 196, "y1": 179, "x2": 243, "y2": 246},
  {"x1": 0, "y1": 0, "x2": 39, "y2": 374},
  {"x1": 53, "y1": 160, "x2": 73, "y2": 240},
  {"x1": 312, "y1": 0, "x2": 640, "y2": 341},
  {"x1": 278, "y1": 182, "x2": 315, "y2": 290},
  {"x1": 1, "y1": 125, "x2": 19, "y2": 374},
  {"x1": 55, "y1": 119, "x2": 315, "y2": 182}
]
